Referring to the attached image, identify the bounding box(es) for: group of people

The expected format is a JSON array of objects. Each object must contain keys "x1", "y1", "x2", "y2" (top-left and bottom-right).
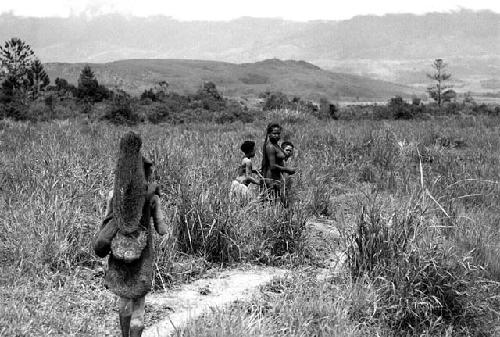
[
  {"x1": 231, "y1": 122, "x2": 297, "y2": 206},
  {"x1": 94, "y1": 122, "x2": 297, "y2": 336}
]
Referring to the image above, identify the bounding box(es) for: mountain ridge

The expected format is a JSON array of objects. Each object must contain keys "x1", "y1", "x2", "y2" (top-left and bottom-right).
[
  {"x1": 1, "y1": 10, "x2": 499, "y2": 89},
  {"x1": 1, "y1": 10, "x2": 497, "y2": 63},
  {"x1": 43, "y1": 58, "x2": 412, "y2": 101}
]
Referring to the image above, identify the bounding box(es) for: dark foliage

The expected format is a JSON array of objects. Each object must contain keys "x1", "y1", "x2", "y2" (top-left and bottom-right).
[
  {"x1": 262, "y1": 91, "x2": 289, "y2": 111},
  {"x1": 347, "y1": 202, "x2": 488, "y2": 335},
  {"x1": 101, "y1": 90, "x2": 140, "y2": 125},
  {"x1": 75, "y1": 65, "x2": 111, "y2": 102}
]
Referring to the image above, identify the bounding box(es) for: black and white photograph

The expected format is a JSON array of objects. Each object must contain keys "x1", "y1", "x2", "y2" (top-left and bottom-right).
[{"x1": 0, "y1": 0, "x2": 499, "y2": 336}]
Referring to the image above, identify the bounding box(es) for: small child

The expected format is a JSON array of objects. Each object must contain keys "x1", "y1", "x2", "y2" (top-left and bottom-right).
[
  {"x1": 281, "y1": 141, "x2": 295, "y2": 161},
  {"x1": 230, "y1": 140, "x2": 260, "y2": 202},
  {"x1": 280, "y1": 141, "x2": 295, "y2": 207}
]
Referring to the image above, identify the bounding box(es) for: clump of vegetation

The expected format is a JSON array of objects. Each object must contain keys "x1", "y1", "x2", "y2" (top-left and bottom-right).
[
  {"x1": 138, "y1": 81, "x2": 259, "y2": 125},
  {"x1": 347, "y1": 195, "x2": 495, "y2": 335},
  {"x1": 75, "y1": 65, "x2": 111, "y2": 103},
  {"x1": 101, "y1": 90, "x2": 141, "y2": 125}
]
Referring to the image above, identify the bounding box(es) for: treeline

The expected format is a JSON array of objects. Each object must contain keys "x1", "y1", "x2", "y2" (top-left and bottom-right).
[
  {"x1": 1, "y1": 38, "x2": 499, "y2": 124},
  {"x1": 340, "y1": 95, "x2": 500, "y2": 120},
  {"x1": 0, "y1": 38, "x2": 262, "y2": 124}
]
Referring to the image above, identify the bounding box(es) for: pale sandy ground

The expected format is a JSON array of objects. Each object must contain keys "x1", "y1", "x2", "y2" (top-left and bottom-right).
[{"x1": 143, "y1": 266, "x2": 289, "y2": 337}]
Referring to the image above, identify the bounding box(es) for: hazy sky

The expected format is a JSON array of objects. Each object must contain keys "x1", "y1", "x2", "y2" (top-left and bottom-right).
[{"x1": 0, "y1": 0, "x2": 498, "y2": 21}]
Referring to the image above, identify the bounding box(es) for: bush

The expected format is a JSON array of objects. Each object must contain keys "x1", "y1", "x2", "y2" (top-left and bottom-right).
[
  {"x1": 101, "y1": 92, "x2": 140, "y2": 125},
  {"x1": 389, "y1": 96, "x2": 413, "y2": 119},
  {"x1": 0, "y1": 101, "x2": 29, "y2": 120},
  {"x1": 75, "y1": 66, "x2": 111, "y2": 102},
  {"x1": 262, "y1": 91, "x2": 289, "y2": 111},
  {"x1": 347, "y1": 199, "x2": 488, "y2": 335},
  {"x1": 318, "y1": 97, "x2": 338, "y2": 120}
]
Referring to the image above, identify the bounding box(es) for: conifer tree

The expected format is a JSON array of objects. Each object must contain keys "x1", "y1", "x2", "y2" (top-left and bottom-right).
[
  {"x1": 77, "y1": 65, "x2": 99, "y2": 99},
  {"x1": 0, "y1": 38, "x2": 35, "y2": 94},
  {"x1": 427, "y1": 59, "x2": 453, "y2": 107},
  {"x1": 27, "y1": 59, "x2": 50, "y2": 100}
]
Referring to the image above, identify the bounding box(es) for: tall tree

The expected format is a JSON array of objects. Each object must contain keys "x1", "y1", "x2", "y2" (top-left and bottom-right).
[
  {"x1": 77, "y1": 65, "x2": 98, "y2": 99},
  {"x1": 0, "y1": 38, "x2": 35, "y2": 91},
  {"x1": 427, "y1": 58, "x2": 452, "y2": 107},
  {"x1": 27, "y1": 59, "x2": 50, "y2": 100}
]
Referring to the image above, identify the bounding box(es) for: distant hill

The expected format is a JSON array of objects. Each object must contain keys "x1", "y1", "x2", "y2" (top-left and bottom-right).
[
  {"x1": 2, "y1": 10, "x2": 498, "y2": 91},
  {"x1": 1, "y1": 11, "x2": 497, "y2": 62},
  {"x1": 44, "y1": 59, "x2": 412, "y2": 101}
]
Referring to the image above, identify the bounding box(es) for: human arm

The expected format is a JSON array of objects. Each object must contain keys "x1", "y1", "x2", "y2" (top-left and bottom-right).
[
  {"x1": 151, "y1": 195, "x2": 170, "y2": 236},
  {"x1": 104, "y1": 190, "x2": 113, "y2": 218},
  {"x1": 94, "y1": 190, "x2": 117, "y2": 257}
]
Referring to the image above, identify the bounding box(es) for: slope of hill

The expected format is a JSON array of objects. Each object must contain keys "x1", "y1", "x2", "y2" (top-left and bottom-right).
[
  {"x1": 44, "y1": 59, "x2": 412, "y2": 101},
  {"x1": 2, "y1": 10, "x2": 498, "y2": 91},
  {"x1": 2, "y1": 10, "x2": 498, "y2": 90}
]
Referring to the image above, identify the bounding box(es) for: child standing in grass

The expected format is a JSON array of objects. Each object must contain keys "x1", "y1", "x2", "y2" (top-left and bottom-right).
[
  {"x1": 230, "y1": 140, "x2": 260, "y2": 203},
  {"x1": 94, "y1": 132, "x2": 170, "y2": 337},
  {"x1": 281, "y1": 141, "x2": 295, "y2": 207}
]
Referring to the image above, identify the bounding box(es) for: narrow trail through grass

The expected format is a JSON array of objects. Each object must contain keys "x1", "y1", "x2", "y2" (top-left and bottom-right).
[
  {"x1": 140, "y1": 217, "x2": 344, "y2": 337},
  {"x1": 144, "y1": 266, "x2": 288, "y2": 337}
]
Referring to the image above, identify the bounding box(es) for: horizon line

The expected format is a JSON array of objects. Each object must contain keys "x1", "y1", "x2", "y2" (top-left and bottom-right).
[{"x1": 0, "y1": 8, "x2": 497, "y2": 23}]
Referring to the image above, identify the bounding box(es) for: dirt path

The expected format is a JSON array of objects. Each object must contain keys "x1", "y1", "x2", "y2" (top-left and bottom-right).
[
  {"x1": 143, "y1": 266, "x2": 288, "y2": 336},
  {"x1": 136, "y1": 216, "x2": 345, "y2": 337}
]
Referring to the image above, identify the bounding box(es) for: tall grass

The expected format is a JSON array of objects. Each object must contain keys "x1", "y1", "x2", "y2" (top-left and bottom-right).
[
  {"x1": 1, "y1": 113, "x2": 500, "y2": 335},
  {"x1": 176, "y1": 274, "x2": 383, "y2": 337}
]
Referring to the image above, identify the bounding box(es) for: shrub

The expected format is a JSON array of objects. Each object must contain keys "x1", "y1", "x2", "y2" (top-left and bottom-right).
[
  {"x1": 389, "y1": 96, "x2": 412, "y2": 119},
  {"x1": 101, "y1": 91, "x2": 140, "y2": 125},
  {"x1": 318, "y1": 97, "x2": 338, "y2": 120},
  {"x1": 75, "y1": 66, "x2": 111, "y2": 102},
  {"x1": 262, "y1": 91, "x2": 289, "y2": 111},
  {"x1": 0, "y1": 101, "x2": 29, "y2": 120},
  {"x1": 347, "y1": 198, "x2": 488, "y2": 335}
]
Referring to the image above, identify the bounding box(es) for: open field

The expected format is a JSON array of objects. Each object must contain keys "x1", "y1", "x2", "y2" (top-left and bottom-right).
[{"x1": 1, "y1": 112, "x2": 500, "y2": 336}]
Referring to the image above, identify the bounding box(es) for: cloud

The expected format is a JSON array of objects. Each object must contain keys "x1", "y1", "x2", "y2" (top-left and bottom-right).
[{"x1": 0, "y1": 0, "x2": 498, "y2": 20}]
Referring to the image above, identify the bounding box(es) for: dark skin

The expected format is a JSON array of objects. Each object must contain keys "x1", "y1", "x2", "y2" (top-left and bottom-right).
[
  {"x1": 241, "y1": 148, "x2": 260, "y2": 186},
  {"x1": 263, "y1": 127, "x2": 296, "y2": 182}
]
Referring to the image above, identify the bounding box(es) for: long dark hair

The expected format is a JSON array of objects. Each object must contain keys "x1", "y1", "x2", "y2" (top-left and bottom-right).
[
  {"x1": 261, "y1": 122, "x2": 281, "y2": 173},
  {"x1": 113, "y1": 132, "x2": 147, "y2": 234}
]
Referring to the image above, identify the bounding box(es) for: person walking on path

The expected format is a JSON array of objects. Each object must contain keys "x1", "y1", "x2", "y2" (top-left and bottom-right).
[{"x1": 94, "y1": 131, "x2": 170, "y2": 337}]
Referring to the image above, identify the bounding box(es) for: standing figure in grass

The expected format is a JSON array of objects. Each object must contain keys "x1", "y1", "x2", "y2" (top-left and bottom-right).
[
  {"x1": 260, "y1": 123, "x2": 296, "y2": 204},
  {"x1": 230, "y1": 140, "x2": 260, "y2": 203},
  {"x1": 94, "y1": 131, "x2": 170, "y2": 337}
]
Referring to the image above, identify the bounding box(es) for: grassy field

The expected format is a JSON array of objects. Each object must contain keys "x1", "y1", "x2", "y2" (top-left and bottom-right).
[{"x1": 1, "y1": 111, "x2": 500, "y2": 336}]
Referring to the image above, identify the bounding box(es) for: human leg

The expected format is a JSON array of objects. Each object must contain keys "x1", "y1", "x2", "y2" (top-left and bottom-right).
[
  {"x1": 118, "y1": 297, "x2": 133, "y2": 337},
  {"x1": 129, "y1": 296, "x2": 146, "y2": 337}
]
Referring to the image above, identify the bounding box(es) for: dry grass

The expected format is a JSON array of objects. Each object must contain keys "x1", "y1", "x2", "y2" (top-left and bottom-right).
[{"x1": 1, "y1": 113, "x2": 500, "y2": 335}]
